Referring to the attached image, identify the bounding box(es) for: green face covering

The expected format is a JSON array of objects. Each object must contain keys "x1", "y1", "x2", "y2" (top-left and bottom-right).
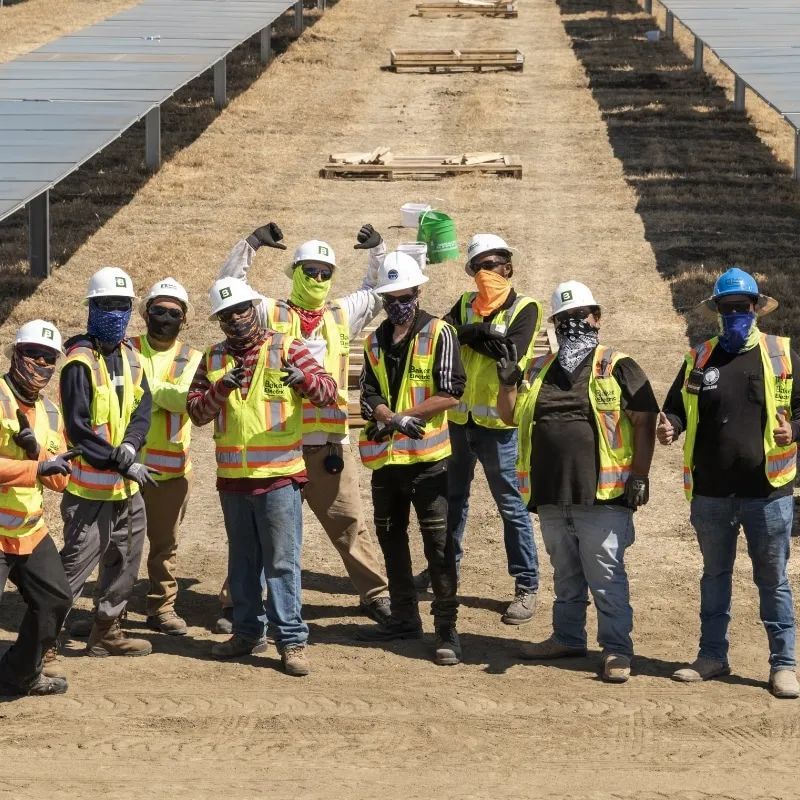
[{"x1": 290, "y1": 268, "x2": 330, "y2": 310}]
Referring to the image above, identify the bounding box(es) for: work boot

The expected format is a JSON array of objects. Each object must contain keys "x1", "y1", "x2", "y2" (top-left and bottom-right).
[
  {"x1": 147, "y1": 611, "x2": 188, "y2": 636},
  {"x1": 518, "y1": 635, "x2": 587, "y2": 661},
  {"x1": 211, "y1": 634, "x2": 268, "y2": 660},
  {"x1": 355, "y1": 616, "x2": 423, "y2": 642},
  {"x1": 769, "y1": 669, "x2": 800, "y2": 699},
  {"x1": 0, "y1": 673, "x2": 68, "y2": 697},
  {"x1": 281, "y1": 644, "x2": 311, "y2": 677},
  {"x1": 672, "y1": 657, "x2": 730, "y2": 683},
  {"x1": 413, "y1": 568, "x2": 431, "y2": 592},
  {"x1": 601, "y1": 653, "x2": 631, "y2": 683},
  {"x1": 69, "y1": 614, "x2": 94, "y2": 639},
  {"x1": 213, "y1": 607, "x2": 233, "y2": 635},
  {"x1": 502, "y1": 588, "x2": 536, "y2": 625},
  {"x1": 86, "y1": 618, "x2": 152, "y2": 658},
  {"x1": 359, "y1": 597, "x2": 391, "y2": 625},
  {"x1": 434, "y1": 624, "x2": 461, "y2": 666},
  {"x1": 42, "y1": 644, "x2": 66, "y2": 679}
]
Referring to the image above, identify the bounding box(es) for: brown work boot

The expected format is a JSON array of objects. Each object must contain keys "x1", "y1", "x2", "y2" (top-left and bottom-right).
[
  {"x1": 42, "y1": 644, "x2": 66, "y2": 679},
  {"x1": 146, "y1": 611, "x2": 188, "y2": 636},
  {"x1": 281, "y1": 644, "x2": 310, "y2": 677},
  {"x1": 86, "y1": 617, "x2": 152, "y2": 658},
  {"x1": 502, "y1": 589, "x2": 536, "y2": 625},
  {"x1": 601, "y1": 653, "x2": 631, "y2": 683},
  {"x1": 672, "y1": 657, "x2": 730, "y2": 683},
  {"x1": 519, "y1": 635, "x2": 587, "y2": 661},
  {"x1": 770, "y1": 669, "x2": 800, "y2": 699}
]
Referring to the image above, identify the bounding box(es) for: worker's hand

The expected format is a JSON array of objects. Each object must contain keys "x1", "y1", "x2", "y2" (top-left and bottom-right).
[
  {"x1": 774, "y1": 409, "x2": 794, "y2": 446},
  {"x1": 123, "y1": 462, "x2": 161, "y2": 488},
  {"x1": 389, "y1": 413, "x2": 425, "y2": 440},
  {"x1": 221, "y1": 366, "x2": 246, "y2": 390},
  {"x1": 13, "y1": 409, "x2": 40, "y2": 460},
  {"x1": 656, "y1": 411, "x2": 675, "y2": 445},
  {"x1": 280, "y1": 360, "x2": 305, "y2": 388},
  {"x1": 354, "y1": 224, "x2": 382, "y2": 250},
  {"x1": 624, "y1": 475, "x2": 650, "y2": 509},
  {"x1": 37, "y1": 454, "x2": 73, "y2": 478},
  {"x1": 456, "y1": 322, "x2": 506, "y2": 345},
  {"x1": 110, "y1": 442, "x2": 136, "y2": 471},
  {"x1": 250, "y1": 222, "x2": 286, "y2": 250},
  {"x1": 367, "y1": 421, "x2": 392, "y2": 442},
  {"x1": 496, "y1": 341, "x2": 522, "y2": 387}
]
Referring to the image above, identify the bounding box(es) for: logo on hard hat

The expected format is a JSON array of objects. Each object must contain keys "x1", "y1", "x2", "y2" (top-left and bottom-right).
[
  {"x1": 115, "y1": 277, "x2": 127, "y2": 288},
  {"x1": 561, "y1": 290, "x2": 573, "y2": 302},
  {"x1": 387, "y1": 269, "x2": 399, "y2": 281},
  {"x1": 219, "y1": 287, "x2": 232, "y2": 300},
  {"x1": 318, "y1": 246, "x2": 329, "y2": 256},
  {"x1": 42, "y1": 327, "x2": 54, "y2": 339}
]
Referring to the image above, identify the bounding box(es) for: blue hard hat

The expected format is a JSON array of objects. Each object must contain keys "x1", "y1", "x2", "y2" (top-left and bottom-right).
[{"x1": 712, "y1": 267, "x2": 759, "y2": 299}]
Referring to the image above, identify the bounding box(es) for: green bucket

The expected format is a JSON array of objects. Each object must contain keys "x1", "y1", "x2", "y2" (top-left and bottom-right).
[{"x1": 417, "y1": 210, "x2": 459, "y2": 264}]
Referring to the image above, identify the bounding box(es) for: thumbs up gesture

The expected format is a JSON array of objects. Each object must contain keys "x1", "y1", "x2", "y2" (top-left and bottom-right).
[
  {"x1": 656, "y1": 411, "x2": 674, "y2": 446},
  {"x1": 773, "y1": 408, "x2": 794, "y2": 446}
]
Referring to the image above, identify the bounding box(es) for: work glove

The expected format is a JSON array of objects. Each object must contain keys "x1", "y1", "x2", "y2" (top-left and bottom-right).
[
  {"x1": 367, "y1": 421, "x2": 391, "y2": 442},
  {"x1": 280, "y1": 360, "x2": 305, "y2": 388},
  {"x1": 624, "y1": 475, "x2": 649, "y2": 509},
  {"x1": 456, "y1": 322, "x2": 506, "y2": 346},
  {"x1": 37, "y1": 453, "x2": 76, "y2": 477},
  {"x1": 388, "y1": 413, "x2": 425, "y2": 440},
  {"x1": 354, "y1": 224, "x2": 382, "y2": 250},
  {"x1": 656, "y1": 411, "x2": 675, "y2": 445},
  {"x1": 110, "y1": 442, "x2": 137, "y2": 472},
  {"x1": 221, "y1": 366, "x2": 246, "y2": 390},
  {"x1": 13, "y1": 410, "x2": 40, "y2": 460},
  {"x1": 122, "y1": 462, "x2": 161, "y2": 488},
  {"x1": 496, "y1": 342, "x2": 522, "y2": 387},
  {"x1": 249, "y1": 222, "x2": 286, "y2": 250}
]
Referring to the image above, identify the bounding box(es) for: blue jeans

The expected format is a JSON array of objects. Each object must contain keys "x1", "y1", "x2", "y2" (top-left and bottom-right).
[
  {"x1": 690, "y1": 494, "x2": 796, "y2": 669},
  {"x1": 219, "y1": 484, "x2": 308, "y2": 648},
  {"x1": 538, "y1": 504, "x2": 634, "y2": 656},
  {"x1": 447, "y1": 422, "x2": 539, "y2": 591}
]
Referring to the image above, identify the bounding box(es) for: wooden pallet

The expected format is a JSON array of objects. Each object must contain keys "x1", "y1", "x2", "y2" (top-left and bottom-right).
[
  {"x1": 416, "y1": 1, "x2": 518, "y2": 18},
  {"x1": 321, "y1": 151, "x2": 522, "y2": 181},
  {"x1": 384, "y1": 48, "x2": 524, "y2": 73}
]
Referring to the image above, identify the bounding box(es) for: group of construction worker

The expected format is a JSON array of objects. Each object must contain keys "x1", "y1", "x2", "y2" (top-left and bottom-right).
[{"x1": 0, "y1": 218, "x2": 797, "y2": 700}]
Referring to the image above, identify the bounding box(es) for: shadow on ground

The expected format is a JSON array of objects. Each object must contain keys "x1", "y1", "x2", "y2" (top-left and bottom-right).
[{"x1": 557, "y1": 0, "x2": 800, "y2": 344}]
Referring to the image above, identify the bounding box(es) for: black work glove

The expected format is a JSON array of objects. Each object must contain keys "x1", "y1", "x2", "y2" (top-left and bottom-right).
[
  {"x1": 366, "y1": 421, "x2": 391, "y2": 442},
  {"x1": 248, "y1": 222, "x2": 286, "y2": 250},
  {"x1": 624, "y1": 475, "x2": 649, "y2": 509},
  {"x1": 496, "y1": 342, "x2": 522, "y2": 387},
  {"x1": 280, "y1": 361, "x2": 305, "y2": 388},
  {"x1": 389, "y1": 413, "x2": 425, "y2": 440},
  {"x1": 221, "y1": 366, "x2": 246, "y2": 390},
  {"x1": 13, "y1": 410, "x2": 40, "y2": 460},
  {"x1": 123, "y1": 462, "x2": 161, "y2": 488},
  {"x1": 37, "y1": 454, "x2": 73, "y2": 478},
  {"x1": 354, "y1": 223, "x2": 382, "y2": 250},
  {"x1": 110, "y1": 442, "x2": 136, "y2": 472},
  {"x1": 456, "y1": 322, "x2": 506, "y2": 346}
]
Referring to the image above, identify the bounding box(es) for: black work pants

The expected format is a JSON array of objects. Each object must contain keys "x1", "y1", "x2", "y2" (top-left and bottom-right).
[
  {"x1": 371, "y1": 461, "x2": 458, "y2": 625},
  {"x1": 0, "y1": 535, "x2": 72, "y2": 691}
]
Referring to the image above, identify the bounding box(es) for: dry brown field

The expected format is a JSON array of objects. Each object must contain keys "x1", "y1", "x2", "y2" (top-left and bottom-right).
[{"x1": 1, "y1": 1, "x2": 799, "y2": 798}]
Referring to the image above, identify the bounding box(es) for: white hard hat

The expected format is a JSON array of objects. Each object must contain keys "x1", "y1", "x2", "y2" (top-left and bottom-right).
[
  {"x1": 285, "y1": 239, "x2": 337, "y2": 278},
  {"x1": 373, "y1": 251, "x2": 430, "y2": 295},
  {"x1": 139, "y1": 277, "x2": 193, "y2": 321},
  {"x1": 5, "y1": 319, "x2": 63, "y2": 358},
  {"x1": 549, "y1": 281, "x2": 600, "y2": 320},
  {"x1": 465, "y1": 233, "x2": 513, "y2": 277},
  {"x1": 83, "y1": 266, "x2": 136, "y2": 305},
  {"x1": 208, "y1": 277, "x2": 262, "y2": 321}
]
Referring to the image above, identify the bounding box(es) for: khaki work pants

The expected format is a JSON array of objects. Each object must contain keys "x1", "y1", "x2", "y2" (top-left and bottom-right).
[{"x1": 142, "y1": 475, "x2": 191, "y2": 617}]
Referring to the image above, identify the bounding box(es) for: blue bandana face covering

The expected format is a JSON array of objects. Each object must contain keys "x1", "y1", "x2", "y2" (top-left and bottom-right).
[
  {"x1": 718, "y1": 311, "x2": 757, "y2": 353},
  {"x1": 87, "y1": 301, "x2": 132, "y2": 344}
]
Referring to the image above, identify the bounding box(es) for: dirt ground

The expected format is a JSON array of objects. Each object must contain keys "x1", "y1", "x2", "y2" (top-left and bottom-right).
[{"x1": 1, "y1": 1, "x2": 799, "y2": 798}]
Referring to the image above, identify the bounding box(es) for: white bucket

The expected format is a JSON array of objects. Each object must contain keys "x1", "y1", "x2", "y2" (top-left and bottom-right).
[
  {"x1": 645, "y1": 29, "x2": 660, "y2": 43},
  {"x1": 400, "y1": 202, "x2": 431, "y2": 228},
  {"x1": 397, "y1": 242, "x2": 428, "y2": 271}
]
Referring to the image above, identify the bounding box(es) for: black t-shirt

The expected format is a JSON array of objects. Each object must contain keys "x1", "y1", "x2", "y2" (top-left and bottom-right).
[
  {"x1": 662, "y1": 343, "x2": 800, "y2": 498},
  {"x1": 528, "y1": 350, "x2": 658, "y2": 509}
]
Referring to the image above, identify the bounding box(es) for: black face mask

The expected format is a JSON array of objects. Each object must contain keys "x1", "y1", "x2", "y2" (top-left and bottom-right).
[{"x1": 147, "y1": 307, "x2": 183, "y2": 342}]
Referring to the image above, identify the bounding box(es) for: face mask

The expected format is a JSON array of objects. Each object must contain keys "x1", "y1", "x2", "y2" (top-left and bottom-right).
[
  {"x1": 87, "y1": 301, "x2": 132, "y2": 344},
  {"x1": 8, "y1": 350, "x2": 55, "y2": 403},
  {"x1": 555, "y1": 316, "x2": 599, "y2": 374},
  {"x1": 718, "y1": 311, "x2": 758, "y2": 353},
  {"x1": 473, "y1": 269, "x2": 512, "y2": 318},
  {"x1": 384, "y1": 295, "x2": 418, "y2": 326},
  {"x1": 147, "y1": 307, "x2": 183, "y2": 342},
  {"x1": 290, "y1": 269, "x2": 330, "y2": 311},
  {"x1": 220, "y1": 305, "x2": 263, "y2": 353}
]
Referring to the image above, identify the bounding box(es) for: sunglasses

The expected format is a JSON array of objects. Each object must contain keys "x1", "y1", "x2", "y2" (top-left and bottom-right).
[
  {"x1": 554, "y1": 307, "x2": 595, "y2": 325},
  {"x1": 473, "y1": 258, "x2": 510, "y2": 272},
  {"x1": 382, "y1": 291, "x2": 418, "y2": 305},
  {"x1": 18, "y1": 346, "x2": 58, "y2": 365},
  {"x1": 218, "y1": 301, "x2": 253, "y2": 322},
  {"x1": 301, "y1": 265, "x2": 333, "y2": 281},
  {"x1": 716, "y1": 301, "x2": 754, "y2": 314},
  {"x1": 148, "y1": 304, "x2": 184, "y2": 321},
  {"x1": 94, "y1": 297, "x2": 132, "y2": 312}
]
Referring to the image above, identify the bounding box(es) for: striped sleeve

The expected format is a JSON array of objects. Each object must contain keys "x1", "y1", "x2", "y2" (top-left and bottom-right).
[
  {"x1": 433, "y1": 323, "x2": 466, "y2": 398},
  {"x1": 186, "y1": 358, "x2": 233, "y2": 426},
  {"x1": 287, "y1": 339, "x2": 337, "y2": 408}
]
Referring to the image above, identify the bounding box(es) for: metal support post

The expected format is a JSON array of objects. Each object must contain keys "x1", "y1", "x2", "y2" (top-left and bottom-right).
[
  {"x1": 317, "y1": 0, "x2": 326, "y2": 9},
  {"x1": 28, "y1": 190, "x2": 50, "y2": 279},
  {"x1": 734, "y1": 75, "x2": 745, "y2": 111},
  {"x1": 293, "y1": 0, "x2": 304, "y2": 37},
  {"x1": 693, "y1": 37, "x2": 704, "y2": 72},
  {"x1": 665, "y1": 10, "x2": 674, "y2": 38},
  {"x1": 260, "y1": 26, "x2": 272, "y2": 65},
  {"x1": 145, "y1": 106, "x2": 161, "y2": 172},
  {"x1": 214, "y1": 58, "x2": 227, "y2": 109},
  {"x1": 644, "y1": 0, "x2": 652, "y2": 12}
]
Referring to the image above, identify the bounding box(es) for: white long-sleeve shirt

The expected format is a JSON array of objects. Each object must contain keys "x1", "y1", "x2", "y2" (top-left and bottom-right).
[{"x1": 218, "y1": 238, "x2": 385, "y2": 445}]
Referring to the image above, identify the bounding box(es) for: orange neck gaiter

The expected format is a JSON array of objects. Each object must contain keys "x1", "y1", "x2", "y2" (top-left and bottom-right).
[{"x1": 472, "y1": 270, "x2": 512, "y2": 317}]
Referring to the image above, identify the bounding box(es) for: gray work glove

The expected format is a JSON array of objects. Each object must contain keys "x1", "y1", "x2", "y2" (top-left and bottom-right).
[
  {"x1": 13, "y1": 409, "x2": 40, "y2": 460},
  {"x1": 496, "y1": 341, "x2": 522, "y2": 387},
  {"x1": 354, "y1": 223, "x2": 382, "y2": 250},
  {"x1": 389, "y1": 413, "x2": 425, "y2": 440},
  {"x1": 221, "y1": 366, "x2": 246, "y2": 390},
  {"x1": 247, "y1": 222, "x2": 286, "y2": 251},
  {"x1": 37, "y1": 454, "x2": 73, "y2": 478},
  {"x1": 280, "y1": 360, "x2": 305, "y2": 388},
  {"x1": 110, "y1": 442, "x2": 136, "y2": 472},
  {"x1": 123, "y1": 462, "x2": 161, "y2": 488},
  {"x1": 624, "y1": 475, "x2": 649, "y2": 509}
]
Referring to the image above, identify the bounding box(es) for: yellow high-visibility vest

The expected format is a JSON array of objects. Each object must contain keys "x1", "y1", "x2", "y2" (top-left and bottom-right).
[
  {"x1": 265, "y1": 299, "x2": 349, "y2": 436},
  {"x1": 358, "y1": 319, "x2": 452, "y2": 470},
  {"x1": 205, "y1": 333, "x2": 304, "y2": 479},
  {"x1": 0, "y1": 381, "x2": 63, "y2": 542},
  {"x1": 449, "y1": 292, "x2": 542, "y2": 429},
  {"x1": 130, "y1": 335, "x2": 202, "y2": 480},
  {"x1": 63, "y1": 343, "x2": 145, "y2": 501},
  {"x1": 681, "y1": 333, "x2": 796, "y2": 500},
  {"x1": 515, "y1": 346, "x2": 633, "y2": 504}
]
